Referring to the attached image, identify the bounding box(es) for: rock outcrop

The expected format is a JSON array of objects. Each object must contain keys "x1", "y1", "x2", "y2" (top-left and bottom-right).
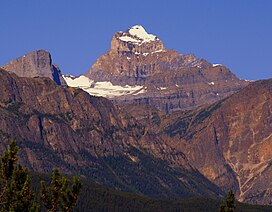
[
  {"x1": 85, "y1": 25, "x2": 210, "y2": 84},
  {"x1": 0, "y1": 68, "x2": 222, "y2": 199},
  {"x1": 1, "y1": 41, "x2": 272, "y2": 204},
  {"x1": 80, "y1": 25, "x2": 249, "y2": 112},
  {"x1": 160, "y1": 79, "x2": 272, "y2": 205},
  {"x1": 1, "y1": 50, "x2": 66, "y2": 85}
]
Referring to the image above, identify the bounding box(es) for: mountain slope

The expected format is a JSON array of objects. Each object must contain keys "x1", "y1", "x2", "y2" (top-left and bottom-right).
[
  {"x1": 63, "y1": 25, "x2": 249, "y2": 113},
  {"x1": 0, "y1": 68, "x2": 223, "y2": 199},
  {"x1": 160, "y1": 79, "x2": 272, "y2": 204}
]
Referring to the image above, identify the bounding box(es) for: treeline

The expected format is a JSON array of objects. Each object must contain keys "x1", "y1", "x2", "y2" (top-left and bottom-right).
[
  {"x1": 73, "y1": 179, "x2": 272, "y2": 212},
  {"x1": 31, "y1": 173, "x2": 271, "y2": 212},
  {"x1": 1, "y1": 142, "x2": 272, "y2": 212},
  {"x1": 0, "y1": 141, "x2": 81, "y2": 212}
]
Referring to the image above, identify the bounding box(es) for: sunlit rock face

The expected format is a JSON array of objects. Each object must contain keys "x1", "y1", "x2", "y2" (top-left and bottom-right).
[
  {"x1": 81, "y1": 25, "x2": 249, "y2": 113},
  {"x1": 160, "y1": 79, "x2": 272, "y2": 204},
  {"x1": 1, "y1": 50, "x2": 66, "y2": 85},
  {"x1": 0, "y1": 68, "x2": 223, "y2": 199}
]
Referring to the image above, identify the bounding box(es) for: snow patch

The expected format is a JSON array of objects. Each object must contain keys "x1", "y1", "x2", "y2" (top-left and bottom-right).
[
  {"x1": 84, "y1": 82, "x2": 145, "y2": 97},
  {"x1": 118, "y1": 25, "x2": 157, "y2": 45},
  {"x1": 160, "y1": 87, "x2": 167, "y2": 90},
  {"x1": 128, "y1": 25, "x2": 156, "y2": 42},
  {"x1": 63, "y1": 75, "x2": 93, "y2": 88},
  {"x1": 63, "y1": 75, "x2": 145, "y2": 98},
  {"x1": 213, "y1": 64, "x2": 222, "y2": 67},
  {"x1": 133, "y1": 49, "x2": 164, "y2": 56},
  {"x1": 151, "y1": 49, "x2": 164, "y2": 54},
  {"x1": 119, "y1": 36, "x2": 141, "y2": 43}
]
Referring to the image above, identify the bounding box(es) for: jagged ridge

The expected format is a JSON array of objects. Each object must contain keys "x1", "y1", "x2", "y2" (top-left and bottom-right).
[
  {"x1": 0, "y1": 68, "x2": 223, "y2": 199},
  {"x1": 66, "y1": 25, "x2": 248, "y2": 113}
]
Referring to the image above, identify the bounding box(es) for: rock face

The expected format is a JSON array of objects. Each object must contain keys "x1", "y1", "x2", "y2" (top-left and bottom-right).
[
  {"x1": 80, "y1": 25, "x2": 249, "y2": 112},
  {"x1": 160, "y1": 79, "x2": 272, "y2": 205},
  {"x1": 0, "y1": 68, "x2": 223, "y2": 199},
  {"x1": 1, "y1": 50, "x2": 66, "y2": 85},
  {"x1": 2, "y1": 47, "x2": 272, "y2": 204},
  {"x1": 86, "y1": 25, "x2": 209, "y2": 84}
]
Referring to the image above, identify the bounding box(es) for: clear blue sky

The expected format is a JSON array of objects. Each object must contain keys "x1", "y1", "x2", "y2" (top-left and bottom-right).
[{"x1": 1, "y1": 0, "x2": 272, "y2": 80}]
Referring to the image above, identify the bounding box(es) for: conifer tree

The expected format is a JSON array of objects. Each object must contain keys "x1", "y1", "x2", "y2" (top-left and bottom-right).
[
  {"x1": 40, "y1": 169, "x2": 82, "y2": 212},
  {"x1": 0, "y1": 141, "x2": 82, "y2": 212},
  {"x1": 0, "y1": 140, "x2": 40, "y2": 211},
  {"x1": 219, "y1": 189, "x2": 236, "y2": 212}
]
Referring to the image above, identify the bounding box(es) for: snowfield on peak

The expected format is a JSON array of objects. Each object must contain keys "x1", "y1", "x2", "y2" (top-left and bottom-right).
[
  {"x1": 118, "y1": 25, "x2": 157, "y2": 44},
  {"x1": 128, "y1": 25, "x2": 156, "y2": 42},
  {"x1": 63, "y1": 75, "x2": 146, "y2": 98}
]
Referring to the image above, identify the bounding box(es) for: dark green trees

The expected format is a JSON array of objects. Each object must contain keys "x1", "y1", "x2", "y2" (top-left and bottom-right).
[
  {"x1": 0, "y1": 140, "x2": 39, "y2": 211},
  {"x1": 40, "y1": 169, "x2": 81, "y2": 212},
  {"x1": 220, "y1": 189, "x2": 236, "y2": 212},
  {"x1": 0, "y1": 141, "x2": 82, "y2": 212}
]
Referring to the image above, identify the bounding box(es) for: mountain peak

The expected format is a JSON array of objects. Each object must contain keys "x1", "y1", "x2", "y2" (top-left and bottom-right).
[
  {"x1": 84, "y1": 26, "x2": 248, "y2": 113},
  {"x1": 116, "y1": 25, "x2": 158, "y2": 45},
  {"x1": 110, "y1": 25, "x2": 164, "y2": 54},
  {"x1": 1, "y1": 50, "x2": 66, "y2": 85},
  {"x1": 127, "y1": 25, "x2": 157, "y2": 42}
]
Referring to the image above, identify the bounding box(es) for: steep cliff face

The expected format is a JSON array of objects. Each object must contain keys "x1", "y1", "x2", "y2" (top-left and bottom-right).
[
  {"x1": 160, "y1": 79, "x2": 272, "y2": 204},
  {"x1": 1, "y1": 45, "x2": 271, "y2": 204},
  {"x1": 86, "y1": 25, "x2": 209, "y2": 84},
  {"x1": 1, "y1": 50, "x2": 66, "y2": 85},
  {"x1": 67, "y1": 25, "x2": 248, "y2": 112},
  {"x1": 0, "y1": 68, "x2": 223, "y2": 199},
  {"x1": 114, "y1": 65, "x2": 247, "y2": 113}
]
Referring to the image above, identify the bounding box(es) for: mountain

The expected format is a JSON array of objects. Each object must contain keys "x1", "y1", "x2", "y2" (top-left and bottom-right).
[
  {"x1": 0, "y1": 68, "x2": 223, "y2": 199},
  {"x1": 1, "y1": 65, "x2": 272, "y2": 204},
  {"x1": 159, "y1": 79, "x2": 272, "y2": 205},
  {"x1": 64, "y1": 25, "x2": 248, "y2": 113},
  {"x1": 1, "y1": 26, "x2": 271, "y2": 206},
  {"x1": 1, "y1": 50, "x2": 66, "y2": 85}
]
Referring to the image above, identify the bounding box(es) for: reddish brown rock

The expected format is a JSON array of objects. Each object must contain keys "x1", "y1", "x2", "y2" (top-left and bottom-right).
[
  {"x1": 0, "y1": 68, "x2": 222, "y2": 199},
  {"x1": 85, "y1": 25, "x2": 248, "y2": 113},
  {"x1": 161, "y1": 79, "x2": 272, "y2": 204},
  {"x1": 1, "y1": 50, "x2": 66, "y2": 85}
]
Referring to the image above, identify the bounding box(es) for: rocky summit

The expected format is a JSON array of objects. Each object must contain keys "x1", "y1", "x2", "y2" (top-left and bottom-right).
[
  {"x1": 1, "y1": 50, "x2": 66, "y2": 86},
  {"x1": 64, "y1": 25, "x2": 249, "y2": 113}
]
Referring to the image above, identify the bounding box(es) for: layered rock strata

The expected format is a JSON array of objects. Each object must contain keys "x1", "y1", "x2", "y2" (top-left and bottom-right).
[{"x1": 79, "y1": 25, "x2": 248, "y2": 112}]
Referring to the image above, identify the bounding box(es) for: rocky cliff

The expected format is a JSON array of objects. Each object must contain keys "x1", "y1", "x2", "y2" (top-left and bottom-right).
[
  {"x1": 1, "y1": 50, "x2": 66, "y2": 85},
  {"x1": 0, "y1": 68, "x2": 223, "y2": 199},
  {"x1": 86, "y1": 25, "x2": 210, "y2": 84},
  {"x1": 75, "y1": 25, "x2": 249, "y2": 112},
  {"x1": 160, "y1": 79, "x2": 272, "y2": 205},
  {"x1": 2, "y1": 25, "x2": 270, "y2": 205}
]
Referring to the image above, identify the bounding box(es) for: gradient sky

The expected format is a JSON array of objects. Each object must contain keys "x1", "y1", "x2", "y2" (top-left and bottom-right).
[{"x1": 1, "y1": 0, "x2": 272, "y2": 80}]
